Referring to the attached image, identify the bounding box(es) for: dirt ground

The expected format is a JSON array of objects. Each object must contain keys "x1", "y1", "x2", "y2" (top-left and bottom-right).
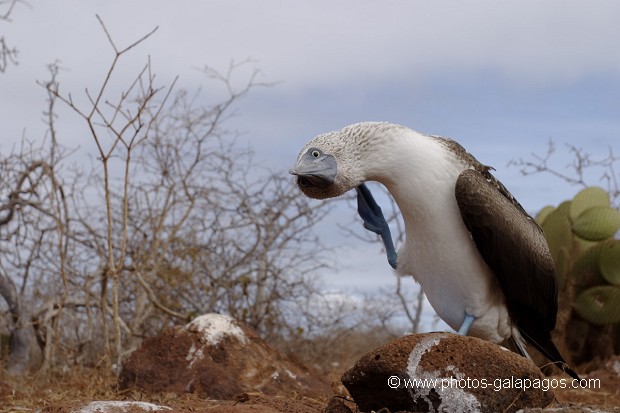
[{"x1": 1, "y1": 365, "x2": 620, "y2": 413}]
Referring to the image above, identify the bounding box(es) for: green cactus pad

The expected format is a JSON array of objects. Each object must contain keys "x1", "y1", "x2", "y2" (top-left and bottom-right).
[
  {"x1": 572, "y1": 206, "x2": 620, "y2": 241},
  {"x1": 600, "y1": 241, "x2": 620, "y2": 286},
  {"x1": 573, "y1": 235, "x2": 598, "y2": 254},
  {"x1": 574, "y1": 285, "x2": 620, "y2": 325},
  {"x1": 536, "y1": 205, "x2": 556, "y2": 225},
  {"x1": 542, "y1": 208, "x2": 573, "y2": 265},
  {"x1": 569, "y1": 187, "x2": 610, "y2": 222},
  {"x1": 556, "y1": 200, "x2": 573, "y2": 216},
  {"x1": 555, "y1": 247, "x2": 570, "y2": 291},
  {"x1": 572, "y1": 242, "x2": 607, "y2": 287}
]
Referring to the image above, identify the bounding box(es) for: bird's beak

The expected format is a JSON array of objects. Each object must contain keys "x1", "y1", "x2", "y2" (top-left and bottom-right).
[{"x1": 289, "y1": 151, "x2": 337, "y2": 189}]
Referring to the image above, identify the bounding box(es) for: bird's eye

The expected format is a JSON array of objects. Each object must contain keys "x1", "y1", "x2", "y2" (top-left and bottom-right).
[
  {"x1": 311, "y1": 149, "x2": 321, "y2": 158},
  {"x1": 298, "y1": 177, "x2": 309, "y2": 187}
]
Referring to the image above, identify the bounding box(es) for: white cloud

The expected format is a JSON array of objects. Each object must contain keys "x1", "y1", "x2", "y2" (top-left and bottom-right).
[
  {"x1": 189, "y1": 0, "x2": 620, "y2": 88},
  {"x1": 6, "y1": 1, "x2": 620, "y2": 93}
]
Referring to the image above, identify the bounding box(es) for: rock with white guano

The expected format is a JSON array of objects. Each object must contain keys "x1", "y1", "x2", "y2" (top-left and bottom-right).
[
  {"x1": 341, "y1": 332, "x2": 554, "y2": 413},
  {"x1": 119, "y1": 313, "x2": 331, "y2": 400}
]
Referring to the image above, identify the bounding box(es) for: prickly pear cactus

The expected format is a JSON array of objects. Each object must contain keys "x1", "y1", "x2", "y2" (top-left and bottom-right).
[
  {"x1": 537, "y1": 186, "x2": 620, "y2": 363},
  {"x1": 573, "y1": 285, "x2": 620, "y2": 324},
  {"x1": 536, "y1": 187, "x2": 620, "y2": 324}
]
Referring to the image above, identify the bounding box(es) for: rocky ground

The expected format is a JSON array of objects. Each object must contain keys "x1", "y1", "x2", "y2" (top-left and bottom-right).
[{"x1": 1, "y1": 314, "x2": 620, "y2": 413}]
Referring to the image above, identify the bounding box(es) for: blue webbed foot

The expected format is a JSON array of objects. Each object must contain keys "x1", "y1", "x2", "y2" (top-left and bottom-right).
[
  {"x1": 457, "y1": 313, "x2": 476, "y2": 335},
  {"x1": 355, "y1": 183, "x2": 398, "y2": 269}
]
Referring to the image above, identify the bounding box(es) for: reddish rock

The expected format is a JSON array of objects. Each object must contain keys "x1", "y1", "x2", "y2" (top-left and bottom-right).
[
  {"x1": 119, "y1": 314, "x2": 331, "y2": 400},
  {"x1": 342, "y1": 332, "x2": 554, "y2": 413}
]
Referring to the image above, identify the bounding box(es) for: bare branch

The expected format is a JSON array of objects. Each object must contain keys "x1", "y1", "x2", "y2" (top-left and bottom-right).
[
  {"x1": 0, "y1": 0, "x2": 27, "y2": 72},
  {"x1": 134, "y1": 270, "x2": 188, "y2": 320},
  {"x1": 510, "y1": 139, "x2": 620, "y2": 206},
  {"x1": 0, "y1": 0, "x2": 23, "y2": 20}
]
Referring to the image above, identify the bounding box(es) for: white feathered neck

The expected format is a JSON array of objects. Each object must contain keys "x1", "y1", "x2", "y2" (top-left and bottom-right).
[{"x1": 320, "y1": 122, "x2": 511, "y2": 341}]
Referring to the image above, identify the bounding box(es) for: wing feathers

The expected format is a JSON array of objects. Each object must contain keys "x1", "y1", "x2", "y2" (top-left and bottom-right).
[{"x1": 454, "y1": 169, "x2": 557, "y2": 331}]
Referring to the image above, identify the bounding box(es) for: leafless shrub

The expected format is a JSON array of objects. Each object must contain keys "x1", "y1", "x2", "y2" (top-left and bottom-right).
[
  {"x1": 0, "y1": 15, "x2": 334, "y2": 374},
  {"x1": 510, "y1": 139, "x2": 620, "y2": 207},
  {"x1": 121, "y1": 90, "x2": 333, "y2": 341},
  {"x1": 0, "y1": 136, "x2": 70, "y2": 373},
  {"x1": 42, "y1": 15, "x2": 176, "y2": 370}
]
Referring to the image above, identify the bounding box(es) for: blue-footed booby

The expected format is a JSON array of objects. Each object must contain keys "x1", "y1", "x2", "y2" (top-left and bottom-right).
[{"x1": 290, "y1": 122, "x2": 578, "y2": 379}]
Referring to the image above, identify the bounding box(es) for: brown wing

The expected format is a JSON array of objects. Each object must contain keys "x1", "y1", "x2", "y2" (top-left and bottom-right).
[{"x1": 454, "y1": 169, "x2": 557, "y2": 331}]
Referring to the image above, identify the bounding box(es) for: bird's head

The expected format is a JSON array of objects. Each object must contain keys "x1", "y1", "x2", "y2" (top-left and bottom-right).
[{"x1": 289, "y1": 123, "x2": 383, "y2": 199}]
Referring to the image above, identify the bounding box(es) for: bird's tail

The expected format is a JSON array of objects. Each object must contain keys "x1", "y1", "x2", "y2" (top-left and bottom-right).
[
  {"x1": 517, "y1": 327, "x2": 580, "y2": 381},
  {"x1": 509, "y1": 327, "x2": 531, "y2": 359}
]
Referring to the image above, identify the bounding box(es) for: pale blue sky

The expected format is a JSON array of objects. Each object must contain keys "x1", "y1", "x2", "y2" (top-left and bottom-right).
[{"x1": 2, "y1": 0, "x2": 619, "y2": 330}]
